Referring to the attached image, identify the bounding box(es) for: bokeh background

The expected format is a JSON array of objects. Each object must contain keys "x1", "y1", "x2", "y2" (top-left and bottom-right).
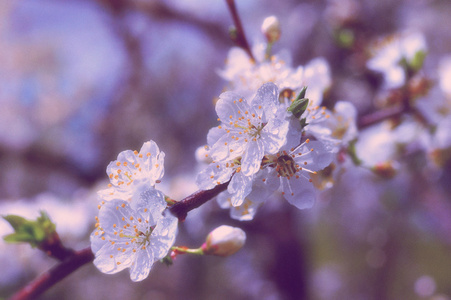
[{"x1": 1, "y1": 0, "x2": 451, "y2": 299}]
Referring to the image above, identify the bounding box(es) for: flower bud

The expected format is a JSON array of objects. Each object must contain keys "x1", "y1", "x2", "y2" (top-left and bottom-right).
[
  {"x1": 261, "y1": 16, "x2": 281, "y2": 43},
  {"x1": 202, "y1": 225, "x2": 246, "y2": 257}
]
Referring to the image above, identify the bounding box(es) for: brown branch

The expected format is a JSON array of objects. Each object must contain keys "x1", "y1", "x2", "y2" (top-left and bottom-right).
[
  {"x1": 357, "y1": 105, "x2": 404, "y2": 129},
  {"x1": 9, "y1": 248, "x2": 94, "y2": 300},
  {"x1": 38, "y1": 232, "x2": 76, "y2": 261},
  {"x1": 225, "y1": 0, "x2": 255, "y2": 61},
  {"x1": 170, "y1": 181, "x2": 229, "y2": 221}
]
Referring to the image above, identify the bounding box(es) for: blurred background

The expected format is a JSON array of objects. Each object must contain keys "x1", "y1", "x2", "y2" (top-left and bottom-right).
[{"x1": 1, "y1": 0, "x2": 451, "y2": 299}]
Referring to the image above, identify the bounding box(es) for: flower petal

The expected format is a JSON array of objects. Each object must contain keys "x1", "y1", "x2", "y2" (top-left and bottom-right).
[{"x1": 281, "y1": 176, "x2": 316, "y2": 209}]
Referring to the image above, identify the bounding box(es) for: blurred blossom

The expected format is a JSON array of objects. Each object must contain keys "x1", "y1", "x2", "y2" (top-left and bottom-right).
[
  {"x1": 356, "y1": 119, "x2": 426, "y2": 166},
  {"x1": 439, "y1": 55, "x2": 451, "y2": 98},
  {"x1": 367, "y1": 32, "x2": 427, "y2": 89},
  {"x1": 312, "y1": 265, "x2": 343, "y2": 300},
  {"x1": 261, "y1": 16, "x2": 281, "y2": 44},
  {"x1": 308, "y1": 101, "x2": 358, "y2": 153},
  {"x1": 219, "y1": 44, "x2": 331, "y2": 103},
  {"x1": 414, "y1": 275, "x2": 436, "y2": 297}
]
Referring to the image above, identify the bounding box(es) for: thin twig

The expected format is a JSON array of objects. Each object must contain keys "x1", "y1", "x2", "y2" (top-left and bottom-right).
[
  {"x1": 357, "y1": 105, "x2": 404, "y2": 129},
  {"x1": 38, "y1": 232, "x2": 76, "y2": 261},
  {"x1": 170, "y1": 181, "x2": 229, "y2": 221},
  {"x1": 225, "y1": 0, "x2": 255, "y2": 60}
]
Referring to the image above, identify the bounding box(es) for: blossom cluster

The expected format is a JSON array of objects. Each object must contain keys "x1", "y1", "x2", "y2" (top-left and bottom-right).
[
  {"x1": 90, "y1": 141, "x2": 178, "y2": 282},
  {"x1": 196, "y1": 18, "x2": 358, "y2": 220}
]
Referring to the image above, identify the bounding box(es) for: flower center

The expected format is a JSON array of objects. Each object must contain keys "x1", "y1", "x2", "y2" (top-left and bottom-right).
[{"x1": 276, "y1": 155, "x2": 297, "y2": 178}]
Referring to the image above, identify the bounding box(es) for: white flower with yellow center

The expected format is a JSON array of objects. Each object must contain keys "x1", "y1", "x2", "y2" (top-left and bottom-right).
[
  {"x1": 207, "y1": 82, "x2": 289, "y2": 177},
  {"x1": 258, "y1": 140, "x2": 333, "y2": 209},
  {"x1": 91, "y1": 188, "x2": 177, "y2": 282},
  {"x1": 215, "y1": 140, "x2": 333, "y2": 217},
  {"x1": 98, "y1": 140, "x2": 165, "y2": 201}
]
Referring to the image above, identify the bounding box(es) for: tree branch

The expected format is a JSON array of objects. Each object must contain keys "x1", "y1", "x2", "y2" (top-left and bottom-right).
[
  {"x1": 357, "y1": 105, "x2": 404, "y2": 129},
  {"x1": 170, "y1": 181, "x2": 229, "y2": 221}
]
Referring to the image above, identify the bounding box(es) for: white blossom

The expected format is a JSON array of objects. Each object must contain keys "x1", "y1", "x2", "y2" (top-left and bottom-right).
[
  {"x1": 367, "y1": 32, "x2": 427, "y2": 89},
  {"x1": 219, "y1": 44, "x2": 331, "y2": 102},
  {"x1": 307, "y1": 101, "x2": 358, "y2": 152},
  {"x1": 98, "y1": 141, "x2": 165, "y2": 201},
  {"x1": 91, "y1": 188, "x2": 177, "y2": 282},
  {"x1": 207, "y1": 82, "x2": 289, "y2": 177}
]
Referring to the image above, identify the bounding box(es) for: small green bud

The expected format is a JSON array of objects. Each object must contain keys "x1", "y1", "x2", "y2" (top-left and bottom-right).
[
  {"x1": 287, "y1": 87, "x2": 309, "y2": 119},
  {"x1": 409, "y1": 50, "x2": 426, "y2": 72},
  {"x1": 229, "y1": 26, "x2": 238, "y2": 42},
  {"x1": 336, "y1": 28, "x2": 355, "y2": 49},
  {"x1": 296, "y1": 86, "x2": 307, "y2": 100}
]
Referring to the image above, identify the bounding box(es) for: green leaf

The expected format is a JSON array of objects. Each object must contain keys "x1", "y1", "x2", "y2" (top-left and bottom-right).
[
  {"x1": 3, "y1": 232, "x2": 35, "y2": 243},
  {"x1": 296, "y1": 86, "x2": 307, "y2": 100},
  {"x1": 2, "y1": 211, "x2": 56, "y2": 248},
  {"x1": 3, "y1": 215, "x2": 28, "y2": 231},
  {"x1": 409, "y1": 50, "x2": 426, "y2": 72}
]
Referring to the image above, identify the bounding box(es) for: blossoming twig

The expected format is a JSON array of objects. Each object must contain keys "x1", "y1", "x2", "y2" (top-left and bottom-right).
[{"x1": 8, "y1": 183, "x2": 229, "y2": 299}]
